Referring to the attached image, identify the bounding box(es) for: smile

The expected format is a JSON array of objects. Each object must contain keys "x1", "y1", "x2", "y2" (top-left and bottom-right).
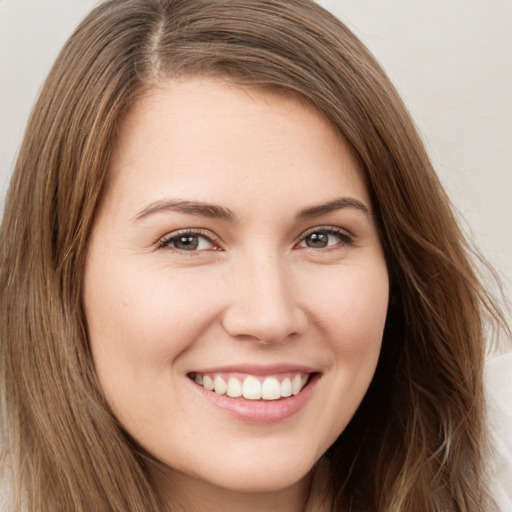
[{"x1": 189, "y1": 372, "x2": 310, "y2": 400}]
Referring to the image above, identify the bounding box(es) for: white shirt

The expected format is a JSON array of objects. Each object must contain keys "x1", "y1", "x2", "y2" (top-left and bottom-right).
[{"x1": 485, "y1": 351, "x2": 512, "y2": 511}]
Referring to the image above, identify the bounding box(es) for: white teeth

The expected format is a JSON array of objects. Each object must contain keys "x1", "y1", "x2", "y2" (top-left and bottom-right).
[
  {"x1": 203, "y1": 375, "x2": 214, "y2": 390},
  {"x1": 261, "y1": 377, "x2": 281, "y2": 400},
  {"x1": 227, "y1": 377, "x2": 243, "y2": 398},
  {"x1": 193, "y1": 372, "x2": 310, "y2": 400},
  {"x1": 243, "y1": 376, "x2": 262, "y2": 400},
  {"x1": 291, "y1": 374, "x2": 303, "y2": 395},
  {"x1": 280, "y1": 377, "x2": 292, "y2": 397},
  {"x1": 213, "y1": 375, "x2": 227, "y2": 395}
]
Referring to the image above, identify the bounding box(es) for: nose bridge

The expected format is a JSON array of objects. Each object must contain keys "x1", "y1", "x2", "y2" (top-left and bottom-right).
[{"x1": 222, "y1": 248, "x2": 305, "y2": 343}]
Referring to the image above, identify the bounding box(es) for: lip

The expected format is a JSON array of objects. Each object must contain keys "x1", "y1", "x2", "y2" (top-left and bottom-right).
[
  {"x1": 187, "y1": 366, "x2": 320, "y2": 424},
  {"x1": 189, "y1": 363, "x2": 319, "y2": 375}
]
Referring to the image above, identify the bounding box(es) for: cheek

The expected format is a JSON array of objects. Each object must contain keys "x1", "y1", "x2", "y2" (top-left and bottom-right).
[
  {"x1": 83, "y1": 262, "x2": 221, "y2": 435},
  {"x1": 307, "y1": 262, "x2": 388, "y2": 439},
  {"x1": 87, "y1": 269, "x2": 207, "y2": 358},
  {"x1": 309, "y1": 261, "x2": 389, "y2": 354},
  {"x1": 83, "y1": 257, "x2": 222, "y2": 399}
]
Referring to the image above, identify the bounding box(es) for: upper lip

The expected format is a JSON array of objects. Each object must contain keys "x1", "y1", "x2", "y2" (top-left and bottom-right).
[{"x1": 188, "y1": 363, "x2": 319, "y2": 376}]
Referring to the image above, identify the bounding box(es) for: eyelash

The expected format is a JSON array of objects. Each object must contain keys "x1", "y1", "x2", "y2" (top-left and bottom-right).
[
  {"x1": 157, "y1": 226, "x2": 354, "y2": 252},
  {"x1": 295, "y1": 226, "x2": 354, "y2": 249},
  {"x1": 158, "y1": 229, "x2": 221, "y2": 252}
]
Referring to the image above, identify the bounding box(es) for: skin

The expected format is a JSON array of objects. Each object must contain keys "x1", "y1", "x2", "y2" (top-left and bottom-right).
[{"x1": 83, "y1": 77, "x2": 389, "y2": 512}]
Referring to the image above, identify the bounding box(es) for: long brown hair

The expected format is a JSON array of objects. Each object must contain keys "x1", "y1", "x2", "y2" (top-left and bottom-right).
[{"x1": 0, "y1": 1, "x2": 506, "y2": 510}]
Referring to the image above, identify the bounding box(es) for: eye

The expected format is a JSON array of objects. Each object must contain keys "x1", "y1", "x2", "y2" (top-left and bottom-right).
[
  {"x1": 296, "y1": 227, "x2": 353, "y2": 249},
  {"x1": 159, "y1": 230, "x2": 218, "y2": 252}
]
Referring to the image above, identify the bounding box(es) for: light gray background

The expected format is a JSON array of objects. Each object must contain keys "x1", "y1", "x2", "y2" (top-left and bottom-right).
[{"x1": 1, "y1": 0, "x2": 511, "y2": 323}]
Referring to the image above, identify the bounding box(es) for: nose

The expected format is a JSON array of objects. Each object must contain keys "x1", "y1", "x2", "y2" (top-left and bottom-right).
[{"x1": 221, "y1": 252, "x2": 307, "y2": 344}]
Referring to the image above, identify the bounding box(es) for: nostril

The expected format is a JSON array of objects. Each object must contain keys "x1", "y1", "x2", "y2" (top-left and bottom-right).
[{"x1": 221, "y1": 304, "x2": 307, "y2": 345}]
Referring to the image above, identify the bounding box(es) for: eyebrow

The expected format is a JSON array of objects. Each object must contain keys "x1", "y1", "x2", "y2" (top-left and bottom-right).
[
  {"x1": 296, "y1": 197, "x2": 370, "y2": 219},
  {"x1": 133, "y1": 200, "x2": 237, "y2": 222},
  {"x1": 133, "y1": 196, "x2": 370, "y2": 223}
]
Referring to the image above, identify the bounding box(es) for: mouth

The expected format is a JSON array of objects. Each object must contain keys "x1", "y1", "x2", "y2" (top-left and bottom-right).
[
  {"x1": 188, "y1": 371, "x2": 311, "y2": 401},
  {"x1": 187, "y1": 365, "x2": 320, "y2": 423}
]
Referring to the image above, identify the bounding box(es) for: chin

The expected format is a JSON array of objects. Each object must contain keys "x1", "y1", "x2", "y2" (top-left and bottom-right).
[
  {"x1": 211, "y1": 460, "x2": 314, "y2": 493},
  {"x1": 155, "y1": 441, "x2": 320, "y2": 497}
]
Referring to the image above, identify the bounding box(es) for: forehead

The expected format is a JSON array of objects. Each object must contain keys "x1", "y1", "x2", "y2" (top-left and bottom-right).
[{"x1": 105, "y1": 76, "x2": 370, "y2": 215}]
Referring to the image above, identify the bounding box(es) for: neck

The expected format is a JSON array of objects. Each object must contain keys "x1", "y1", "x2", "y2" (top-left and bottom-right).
[{"x1": 150, "y1": 464, "x2": 313, "y2": 512}]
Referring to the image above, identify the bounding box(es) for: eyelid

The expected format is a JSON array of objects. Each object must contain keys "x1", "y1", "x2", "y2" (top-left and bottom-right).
[
  {"x1": 157, "y1": 228, "x2": 222, "y2": 251},
  {"x1": 294, "y1": 225, "x2": 354, "y2": 248}
]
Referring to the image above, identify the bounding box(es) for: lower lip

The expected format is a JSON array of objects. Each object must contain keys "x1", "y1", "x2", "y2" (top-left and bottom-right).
[{"x1": 190, "y1": 374, "x2": 319, "y2": 424}]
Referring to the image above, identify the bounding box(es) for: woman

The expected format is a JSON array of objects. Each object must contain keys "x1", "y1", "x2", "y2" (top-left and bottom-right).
[{"x1": 0, "y1": 1, "x2": 508, "y2": 511}]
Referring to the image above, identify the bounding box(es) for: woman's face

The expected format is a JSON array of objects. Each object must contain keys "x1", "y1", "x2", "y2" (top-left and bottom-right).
[{"x1": 83, "y1": 77, "x2": 389, "y2": 498}]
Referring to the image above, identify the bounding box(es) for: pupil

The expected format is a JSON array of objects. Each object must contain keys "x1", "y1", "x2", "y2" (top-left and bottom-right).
[
  {"x1": 175, "y1": 235, "x2": 199, "y2": 250},
  {"x1": 306, "y1": 232, "x2": 328, "y2": 248}
]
